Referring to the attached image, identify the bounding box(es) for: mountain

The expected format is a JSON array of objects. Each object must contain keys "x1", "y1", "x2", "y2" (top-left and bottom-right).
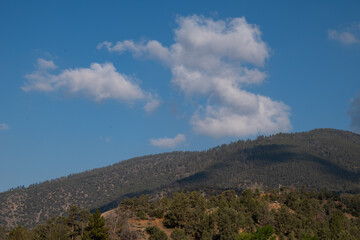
[{"x1": 1, "y1": 128, "x2": 360, "y2": 228}]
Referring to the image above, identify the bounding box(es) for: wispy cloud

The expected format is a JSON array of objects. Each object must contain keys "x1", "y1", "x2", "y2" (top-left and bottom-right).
[
  {"x1": 144, "y1": 96, "x2": 160, "y2": 114},
  {"x1": 349, "y1": 92, "x2": 360, "y2": 133},
  {"x1": 150, "y1": 134, "x2": 186, "y2": 148},
  {"x1": 328, "y1": 30, "x2": 359, "y2": 45},
  {"x1": 23, "y1": 59, "x2": 158, "y2": 111},
  {"x1": 99, "y1": 136, "x2": 112, "y2": 143},
  {"x1": 36, "y1": 58, "x2": 57, "y2": 70},
  {"x1": 0, "y1": 123, "x2": 9, "y2": 131},
  {"x1": 100, "y1": 15, "x2": 291, "y2": 137},
  {"x1": 328, "y1": 24, "x2": 360, "y2": 45}
]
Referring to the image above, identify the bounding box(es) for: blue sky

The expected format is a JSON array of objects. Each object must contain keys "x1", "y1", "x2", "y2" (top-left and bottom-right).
[{"x1": 1, "y1": 1, "x2": 360, "y2": 192}]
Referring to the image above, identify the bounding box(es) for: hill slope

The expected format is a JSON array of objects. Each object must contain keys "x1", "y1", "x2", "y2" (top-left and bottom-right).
[{"x1": 1, "y1": 128, "x2": 360, "y2": 228}]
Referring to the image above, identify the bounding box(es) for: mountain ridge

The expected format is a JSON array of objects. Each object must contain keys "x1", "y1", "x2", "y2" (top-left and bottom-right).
[{"x1": 1, "y1": 128, "x2": 360, "y2": 228}]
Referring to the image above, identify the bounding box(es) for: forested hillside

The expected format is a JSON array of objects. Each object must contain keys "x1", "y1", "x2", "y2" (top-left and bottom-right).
[
  {"x1": 2, "y1": 188, "x2": 360, "y2": 239},
  {"x1": 1, "y1": 128, "x2": 360, "y2": 228}
]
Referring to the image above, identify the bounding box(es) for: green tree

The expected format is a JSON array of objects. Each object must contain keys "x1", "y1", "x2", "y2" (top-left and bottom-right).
[
  {"x1": 274, "y1": 206, "x2": 300, "y2": 236},
  {"x1": 67, "y1": 206, "x2": 81, "y2": 240},
  {"x1": 237, "y1": 232, "x2": 253, "y2": 240},
  {"x1": 170, "y1": 228, "x2": 189, "y2": 240},
  {"x1": 8, "y1": 226, "x2": 31, "y2": 240},
  {"x1": 252, "y1": 225, "x2": 275, "y2": 240},
  {"x1": 164, "y1": 193, "x2": 189, "y2": 228},
  {"x1": 216, "y1": 207, "x2": 239, "y2": 240},
  {"x1": 32, "y1": 216, "x2": 70, "y2": 240},
  {"x1": 49, "y1": 217, "x2": 71, "y2": 240},
  {"x1": 146, "y1": 226, "x2": 168, "y2": 240},
  {"x1": 83, "y1": 209, "x2": 108, "y2": 240},
  {"x1": 80, "y1": 209, "x2": 91, "y2": 238}
]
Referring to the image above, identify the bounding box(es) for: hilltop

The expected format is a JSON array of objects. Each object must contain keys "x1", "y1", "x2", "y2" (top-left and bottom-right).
[{"x1": 1, "y1": 128, "x2": 360, "y2": 228}]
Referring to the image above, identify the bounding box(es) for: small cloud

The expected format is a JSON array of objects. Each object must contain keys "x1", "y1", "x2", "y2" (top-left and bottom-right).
[
  {"x1": 144, "y1": 96, "x2": 160, "y2": 114},
  {"x1": 0, "y1": 123, "x2": 9, "y2": 131},
  {"x1": 37, "y1": 58, "x2": 57, "y2": 70},
  {"x1": 150, "y1": 134, "x2": 186, "y2": 148},
  {"x1": 349, "y1": 92, "x2": 360, "y2": 133},
  {"x1": 99, "y1": 136, "x2": 111, "y2": 143},
  {"x1": 97, "y1": 41, "x2": 112, "y2": 51},
  {"x1": 328, "y1": 25, "x2": 360, "y2": 45}
]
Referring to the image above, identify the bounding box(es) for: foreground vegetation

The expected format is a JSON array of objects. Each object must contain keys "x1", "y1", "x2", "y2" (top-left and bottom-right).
[{"x1": 1, "y1": 187, "x2": 360, "y2": 240}]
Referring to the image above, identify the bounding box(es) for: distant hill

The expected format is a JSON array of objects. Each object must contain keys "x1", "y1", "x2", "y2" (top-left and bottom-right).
[{"x1": 1, "y1": 128, "x2": 360, "y2": 228}]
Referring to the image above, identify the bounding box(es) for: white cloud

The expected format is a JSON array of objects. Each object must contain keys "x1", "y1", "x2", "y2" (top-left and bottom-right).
[
  {"x1": 144, "y1": 96, "x2": 160, "y2": 114},
  {"x1": 349, "y1": 92, "x2": 360, "y2": 133},
  {"x1": 150, "y1": 134, "x2": 186, "y2": 148},
  {"x1": 98, "y1": 40, "x2": 170, "y2": 62},
  {"x1": 191, "y1": 96, "x2": 291, "y2": 137},
  {"x1": 36, "y1": 58, "x2": 57, "y2": 70},
  {"x1": 23, "y1": 60, "x2": 152, "y2": 105},
  {"x1": 100, "y1": 15, "x2": 291, "y2": 137},
  {"x1": 328, "y1": 29, "x2": 360, "y2": 45},
  {"x1": 99, "y1": 15, "x2": 269, "y2": 67},
  {"x1": 0, "y1": 123, "x2": 9, "y2": 131}
]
